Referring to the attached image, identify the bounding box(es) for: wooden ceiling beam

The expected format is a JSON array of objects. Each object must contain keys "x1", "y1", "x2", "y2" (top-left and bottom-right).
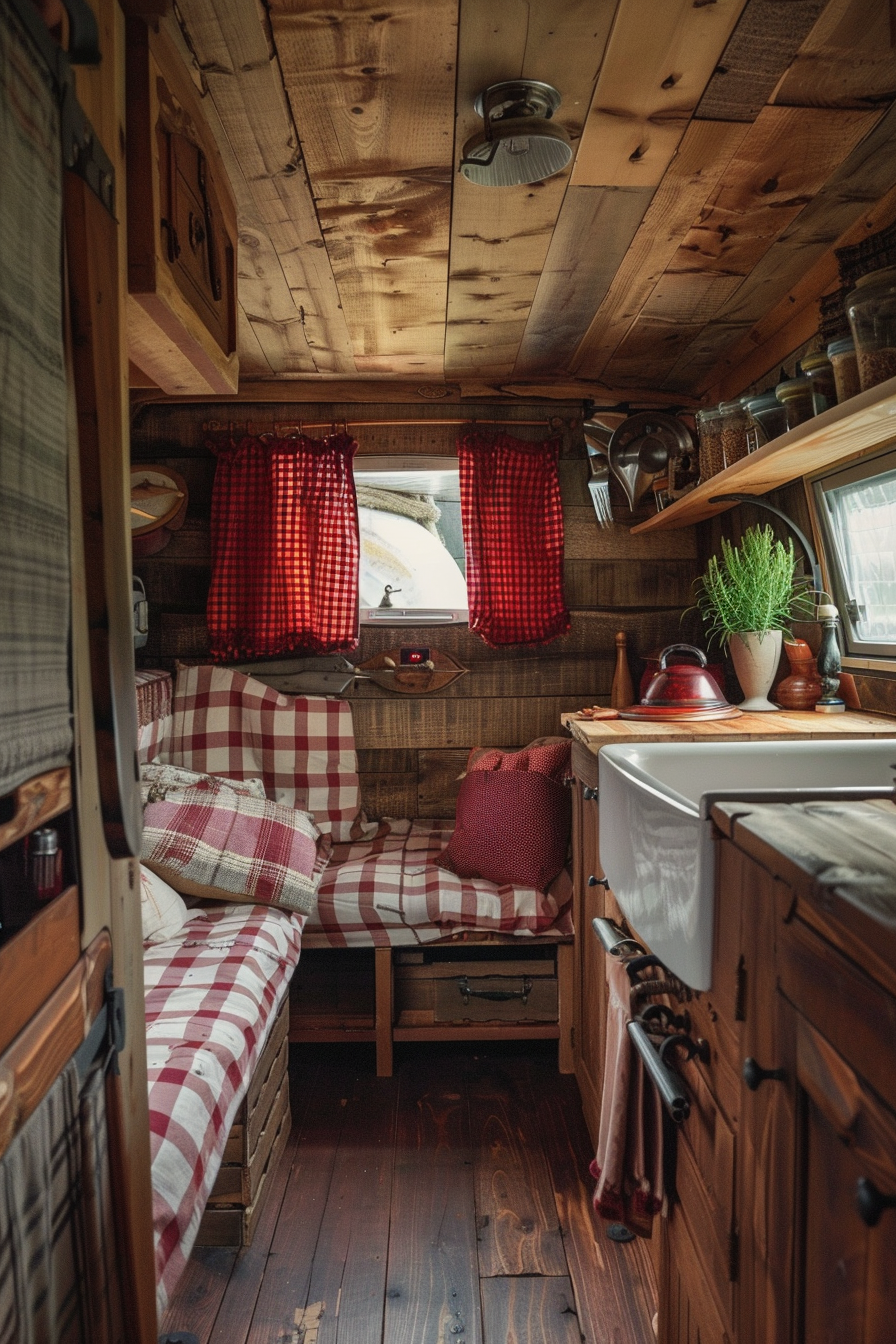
[
  {"x1": 771, "y1": 0, "x2": 896, "y2": 111},
  {"x1": 167, "y1": 3, "x2": 356, "y2": 375},
  {"x1": 269, "y1": 0, "x2": 456, "y2": 376},
  {"x1": 444, "y1": 0, "x2": 617, "y2": 379}
]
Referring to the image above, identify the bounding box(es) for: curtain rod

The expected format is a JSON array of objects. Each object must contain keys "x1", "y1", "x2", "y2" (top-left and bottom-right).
[{"x1": 206, "y1": 417, "x2": 570, "y2": 433}]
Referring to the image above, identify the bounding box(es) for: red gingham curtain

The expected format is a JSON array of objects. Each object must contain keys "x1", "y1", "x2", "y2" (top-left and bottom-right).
[
  {"x1": 207, "y1": 432, "x2": 359, "y2": 660},
  {"x1": 458, "y1": 430, "x2": 570, "y2": 647}
]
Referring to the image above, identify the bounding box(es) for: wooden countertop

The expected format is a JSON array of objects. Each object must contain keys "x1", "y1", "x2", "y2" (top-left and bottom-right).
[{"x1": 562, "y1": 709, "x2": 896, "y2": 754}]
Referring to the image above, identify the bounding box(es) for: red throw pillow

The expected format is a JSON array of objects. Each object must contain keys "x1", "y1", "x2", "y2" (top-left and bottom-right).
[
  {"x1": 466, "y1": 737, "x2": 571, "y2": 781},
  {"x1": 435, "y1": 770, "x2": 571, "y2": 892}
]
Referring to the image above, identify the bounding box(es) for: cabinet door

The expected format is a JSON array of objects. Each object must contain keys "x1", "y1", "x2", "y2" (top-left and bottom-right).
[
  {"x1": 796, "y1": 1015, "x2": 896, "y2": 1344},
  {"x1": 737, "y1": 856, "x2": 796, "y2": 1344}
]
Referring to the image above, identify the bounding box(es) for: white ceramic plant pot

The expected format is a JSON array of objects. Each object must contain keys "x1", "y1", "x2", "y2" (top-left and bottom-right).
[{"x1": 729, "y1": 630, "x2": 783, "y2": 711}]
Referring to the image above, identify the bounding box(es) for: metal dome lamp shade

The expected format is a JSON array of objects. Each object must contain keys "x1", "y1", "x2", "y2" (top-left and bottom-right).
[{"x1": 460, "y1": 80, "x2": 572, "y2": 187}]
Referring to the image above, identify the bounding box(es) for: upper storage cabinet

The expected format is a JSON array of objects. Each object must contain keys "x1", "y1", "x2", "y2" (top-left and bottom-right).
[{"x1": 126, "y1": 21, "x2": 239, "y2": 394}]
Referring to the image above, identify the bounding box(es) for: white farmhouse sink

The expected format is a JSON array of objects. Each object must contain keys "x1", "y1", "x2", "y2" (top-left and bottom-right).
[{"x1": 598, "y1": 738, "x2": 896, "y2": 991}]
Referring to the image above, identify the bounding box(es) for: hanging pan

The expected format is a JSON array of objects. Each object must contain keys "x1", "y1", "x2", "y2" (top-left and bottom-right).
[{"x1": 607, "y1": 412, "x2": 694, "y2": 511}]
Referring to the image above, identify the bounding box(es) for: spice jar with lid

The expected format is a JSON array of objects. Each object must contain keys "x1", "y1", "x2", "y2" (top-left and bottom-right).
[
  {"x1": 800, "y1": 350, "x2": 837, "y2": 414},
  {"x1": 743, "y1": 390, "x2": 789, "y2": 443},
  {"x1": 845, "y1": 266, "x2": 896, "y2": 391},
  {"x1": 775, "y1": 375, "x2": 814, "y2": 430},
  {"x1": 28, "y1": 827, "x2": 63, "y2": 903},
  {"x1": 695, "y1": 405, "x2": 725, "y2": 480},
  {"x1": 716, "y1": 398, "x2": 750, "y2": 469},
  {"x1": 827, "y1": 336, "x2": 861, "y2": 403}
]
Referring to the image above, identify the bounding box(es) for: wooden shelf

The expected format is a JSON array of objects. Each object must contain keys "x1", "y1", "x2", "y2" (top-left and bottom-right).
[{"x1": 631, "y1": 376, "x2": 896, "y2": 534}]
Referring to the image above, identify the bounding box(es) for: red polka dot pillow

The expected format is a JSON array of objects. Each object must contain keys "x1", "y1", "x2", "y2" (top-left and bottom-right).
[
  {"x1": 465, "y1": 737, "x2": 571, "y2": 781},
  {"x1": 436, "y1": 742, "x2": 571, "y2": 892}
]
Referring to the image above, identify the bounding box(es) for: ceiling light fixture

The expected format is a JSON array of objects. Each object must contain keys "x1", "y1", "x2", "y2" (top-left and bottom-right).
[{"x1": 459, "y1": 80, "x2": 572, "y2": 187}]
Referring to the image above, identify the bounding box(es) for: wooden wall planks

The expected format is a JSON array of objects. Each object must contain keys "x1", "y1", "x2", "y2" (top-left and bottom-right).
[{"x1": 132, "y1": 400, "x2": 701, "y2": 818}]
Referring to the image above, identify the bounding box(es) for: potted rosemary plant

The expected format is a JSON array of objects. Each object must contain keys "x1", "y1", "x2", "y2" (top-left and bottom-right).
[{"x1": 694, "y1": 523, "x2": 815, "y2": 710}]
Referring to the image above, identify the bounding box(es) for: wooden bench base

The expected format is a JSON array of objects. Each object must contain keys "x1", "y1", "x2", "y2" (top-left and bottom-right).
[{"x1": 290, "y1": 938, "x2": 575, "y2": 1078}]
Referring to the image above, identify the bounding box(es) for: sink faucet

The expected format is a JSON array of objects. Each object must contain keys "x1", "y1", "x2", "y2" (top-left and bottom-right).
[{"x1": 708, "y1": 493, "x2": 823, "y2": 596}]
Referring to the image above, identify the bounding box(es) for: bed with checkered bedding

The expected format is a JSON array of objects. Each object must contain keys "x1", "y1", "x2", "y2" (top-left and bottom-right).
[
  {"x1": 144, "y1": 901, "x2": 303, "y2": 1317},
  {"x1": 135, "y1": 664, "x2": 571, "y2": 1310}
]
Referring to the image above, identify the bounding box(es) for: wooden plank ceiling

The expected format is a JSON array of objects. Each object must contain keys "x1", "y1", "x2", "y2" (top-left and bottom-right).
[{"x1": 169, "y1": 0, "x2": 896, "y2": 401}]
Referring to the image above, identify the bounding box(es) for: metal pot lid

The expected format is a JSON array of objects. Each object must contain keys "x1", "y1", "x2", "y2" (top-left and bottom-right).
[{"x1": 607, "y1": 412, "x2": 694, "y2": 510}]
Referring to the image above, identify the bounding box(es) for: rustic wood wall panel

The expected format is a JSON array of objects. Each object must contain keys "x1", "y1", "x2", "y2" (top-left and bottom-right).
[
  {"x1": 268, "y1": 0, "x2": 456, "y2": 376},
  {"x1": 607, "y1": 105, "x2": 882, "y2": 389},
  {"x1": 570, "y1": 120, "x2": 751, "y2": 380},
  {"x1": 133, "y1": 400, "x2": 700, "y2": 817},
  {"x1": 162, "y1": 7, "x2": 356, "y2": 374},
  {"x1": 571, "y1": 0, "x2": 747, "y2": 189},
  {"x1": 443, "y1": 0, "x2": 616, "y2": 379}
]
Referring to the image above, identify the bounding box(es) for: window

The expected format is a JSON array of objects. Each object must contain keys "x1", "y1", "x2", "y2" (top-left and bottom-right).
[
  {"x1": 813, "y1": 445, "x2": 896, "y2": 661},
  {"x1": 355, "y1": 457, "x2": 468, "y2": 624}
]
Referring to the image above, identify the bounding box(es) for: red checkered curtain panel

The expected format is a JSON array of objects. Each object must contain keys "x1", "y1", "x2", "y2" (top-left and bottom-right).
[
  {"x1": 207, "y1": 432, "x2": 360, "y2": 660},
  {"x1": 458, "y1": 430, "x2": 570, "y2": 647}
]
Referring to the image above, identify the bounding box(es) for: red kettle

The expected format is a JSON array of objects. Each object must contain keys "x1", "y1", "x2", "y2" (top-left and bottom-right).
[{"x1": 641, "y1": 644, "x2": 729, "y2": 709}]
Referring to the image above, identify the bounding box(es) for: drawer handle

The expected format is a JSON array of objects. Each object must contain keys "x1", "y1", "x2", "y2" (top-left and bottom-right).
[
  {"x1": 457, "y1": 976, "x2": 532, "y2": 1006},
  {"x1": 588, "y1": 874, "x2": 609, "y2": 889},
  {"x1": 856, "y1": 1178, "x2": 896, "y2": 1228},
  {"x1": 582, "y1": 785, "x2": 597, "y2": 801},
  {"x1": 743, "y1": 1057, "x2": 786, "y2": 1090}
]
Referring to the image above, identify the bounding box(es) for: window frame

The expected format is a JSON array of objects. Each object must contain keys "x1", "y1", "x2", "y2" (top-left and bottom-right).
[
  {"x1": 810, "y1": 443, "x2": 896, "y2": 667},
  {"x1": 354, "y1": 454, "x2": 469, "y2": 626}
]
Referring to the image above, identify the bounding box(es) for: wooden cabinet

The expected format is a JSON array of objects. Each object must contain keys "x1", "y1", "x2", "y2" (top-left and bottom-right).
[
  {"x1": 571, "y1": 740, "x2": 606, "y2": 1148},
  {"x1": 714, "y1": 801, "x2": 896, "y2": 1344},
  {"x1": 126, "y1": 20, "x2": 239, "y2": 394}
]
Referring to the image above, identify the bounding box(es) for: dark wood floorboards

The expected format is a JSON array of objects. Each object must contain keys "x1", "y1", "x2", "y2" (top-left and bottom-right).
[{"x1": 161, "y1": 1042, "x2": 657, "y2": 1344}]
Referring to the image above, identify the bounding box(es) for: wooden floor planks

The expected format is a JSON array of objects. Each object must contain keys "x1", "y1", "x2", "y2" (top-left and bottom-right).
[{"x1": 161, "y1": 1042, "x2": 657, "y2": 1344}]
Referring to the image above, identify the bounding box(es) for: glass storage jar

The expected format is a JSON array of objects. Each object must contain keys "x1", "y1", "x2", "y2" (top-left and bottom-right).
[
  {"x1": 743, "y1": 390, "x2": 788, "y2": 443},
  {"x1": 845, "y1": 266, "x2": 896, "y2": 390},
  {"x1": 716, "y1": 398, "x2": 750, "y2": 469},
  {"x1": 800, "y1": 350, "x2": 837, "y2": 414},
  {"x1": 695, "y1": 405, "x2": 725, "y2": 480},
  {"x1": 775, "y1": 375, "x2": 814, "y2": 430},
  {"x1": 827, "y1": 336, "x2": 861, "y2": 403}
]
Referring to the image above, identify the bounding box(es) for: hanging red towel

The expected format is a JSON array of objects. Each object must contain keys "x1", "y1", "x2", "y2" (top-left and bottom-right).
[
  {"x1": 207, "y1": 432, "x2": 359, "y2": 661},
  {"x1": 458, "y1": 430, "x2": 570, "y2": 647},
  {"x1": 589, "y1": 957, "x2": 664, "y2": 1236}
]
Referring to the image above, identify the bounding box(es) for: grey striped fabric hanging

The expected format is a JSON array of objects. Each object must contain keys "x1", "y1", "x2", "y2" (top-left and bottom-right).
[{"x1": 0, "y1": 0, "x2": 72, "y2": 795}]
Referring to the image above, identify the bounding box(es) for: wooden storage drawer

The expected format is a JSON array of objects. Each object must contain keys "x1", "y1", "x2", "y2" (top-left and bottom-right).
[
  {"x1": 196, "y1": 997, "x2": 290, "y2": 1246},
  {"x1": 394, "y1": 946, "x2": 558, "y2": 1025}
]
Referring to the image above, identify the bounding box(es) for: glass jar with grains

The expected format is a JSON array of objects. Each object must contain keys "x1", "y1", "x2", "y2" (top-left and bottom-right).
[
  {"x1": 716, "y1": 398, "x2": 750, "y2": 470},
  {"x1": 826, "y1": 336, "x2": 861, "y2": 404},
  {"x1": 695, "y1": 405, "x2": 724, "y2": 480},
  {"x1": 846, "y1": 267, "x2": 896, "y2": 391}
]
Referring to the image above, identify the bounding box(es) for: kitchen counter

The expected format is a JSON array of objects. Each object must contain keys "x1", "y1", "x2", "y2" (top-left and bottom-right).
[{"x1": 562, "y1": 708, "x2": 896, "y2": 754}]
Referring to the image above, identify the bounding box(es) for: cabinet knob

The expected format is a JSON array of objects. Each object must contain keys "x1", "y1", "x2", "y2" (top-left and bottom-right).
[
  {"x1": 582, "y1": 785, "x2": 597, "y2": 801},
  {"x1": 856, "y1": 1177, "x2": 896, "y2": 1228},
  {"x1": 588, "y1": 874, "x2": 609, "y2": 889},
  {"x1": 742, "y1": 1057, "x2": 786, "y2": 1090}
]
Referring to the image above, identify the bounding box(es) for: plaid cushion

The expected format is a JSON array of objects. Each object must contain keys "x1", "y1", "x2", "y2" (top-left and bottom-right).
[
  {"x1": 144, "y1": 904, "x2": 303, "y2": 1315},
  {"x1": 142, "y1": 787, "x2": 330, "y2": 914},
  {"x1": 303, "y1": 818, "x2": 573, "y2": 949},
  {"x1": 162, "y1": 665, "x2": 370, "y2": 842}
]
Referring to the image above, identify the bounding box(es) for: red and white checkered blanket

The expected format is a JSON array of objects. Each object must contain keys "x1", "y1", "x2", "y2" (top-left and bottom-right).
[
  {"x1": 304, "y1": 818, "x2": 573, "y2": 948},
  {"x1": 144, "y1": 902, "x2": 303, "y2": 1315}
]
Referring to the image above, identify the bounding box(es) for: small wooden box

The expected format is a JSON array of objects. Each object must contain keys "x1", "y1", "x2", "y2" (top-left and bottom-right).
[
  {"x1": 126, "y1": 20, "x2": 239, "y2": 395},
  {"x1": 393, "y1": 946, "x2": 558, "y2": 1026},
  {"x1": 195, "y1": 998, "x2": 291, "y2": 1247}
]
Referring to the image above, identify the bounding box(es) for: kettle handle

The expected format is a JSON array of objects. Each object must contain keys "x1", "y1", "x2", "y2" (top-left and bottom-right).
[{"x1": 658, "y1": 643, "x2": 707, "y2": 670}]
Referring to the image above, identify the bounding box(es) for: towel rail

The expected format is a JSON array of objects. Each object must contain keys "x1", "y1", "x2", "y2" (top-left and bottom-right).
[
  {"x1": 592, "y1": 917, "x2": 644, "y2": 958},
  {"x1": 628, "y1": 1019, "x2": 690, "y2": 1123}
]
